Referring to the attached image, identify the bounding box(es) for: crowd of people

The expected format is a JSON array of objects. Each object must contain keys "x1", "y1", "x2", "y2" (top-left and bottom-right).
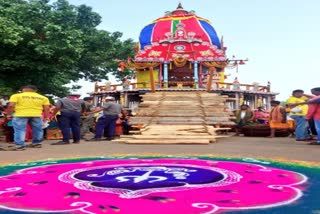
[
  {"x1": 1, "y1": 85, "x2": 320, "y2": 151},
  {"x1": 234, "y1": 87, "x2": 320, "y2": 145},
  {"x1": 0, "y1": 85, "x2": 132, "y2": 151}
]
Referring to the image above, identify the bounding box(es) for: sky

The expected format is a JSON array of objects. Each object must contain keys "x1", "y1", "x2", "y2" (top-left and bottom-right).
[{"x1": 66, "y1": 0, "x2": 320, "y2": 100}]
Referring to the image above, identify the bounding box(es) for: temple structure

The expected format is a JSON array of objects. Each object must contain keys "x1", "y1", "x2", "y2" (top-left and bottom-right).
[{"x1": 92, "y1": 4, "x2": 278, "y2": 111}]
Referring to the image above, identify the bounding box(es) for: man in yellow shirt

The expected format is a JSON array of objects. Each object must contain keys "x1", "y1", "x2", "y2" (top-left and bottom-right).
[
  {"x1": 286, "y1": 89, "x2": 312, "y2": 141},
  {"x1": 3, "y1": 85, "x2": 50, "y2": 150}
]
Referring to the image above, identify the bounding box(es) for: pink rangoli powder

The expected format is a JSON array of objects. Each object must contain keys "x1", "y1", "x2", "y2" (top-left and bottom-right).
[{"x1": 0, "y1": 158, "x2": 307, "y2": 213}]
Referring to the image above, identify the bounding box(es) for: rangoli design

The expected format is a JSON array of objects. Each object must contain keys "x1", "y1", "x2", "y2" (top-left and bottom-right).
[{"x1": 0, "y1": 157, "x2": 318, "y2": 213}]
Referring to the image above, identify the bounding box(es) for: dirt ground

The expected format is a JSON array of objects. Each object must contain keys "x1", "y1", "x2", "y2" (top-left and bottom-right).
[{"x1": 0, "y1": 135, "x2": 319, "y2": 165}]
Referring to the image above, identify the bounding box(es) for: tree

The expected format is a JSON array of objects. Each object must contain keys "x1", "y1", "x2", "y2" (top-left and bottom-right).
[{"x1": 0, "y1": 0, "x2": 135, "y2": 97}]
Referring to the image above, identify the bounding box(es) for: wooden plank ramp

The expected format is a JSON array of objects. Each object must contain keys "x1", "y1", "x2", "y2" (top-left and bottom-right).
[{"x1": 118, "y1": 91, "x2": 233, "y2": 144}]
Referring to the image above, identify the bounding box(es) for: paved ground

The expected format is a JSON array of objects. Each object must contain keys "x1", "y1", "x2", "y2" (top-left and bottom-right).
[{"x1": 0, "y1": 135, "x2": 319, "y2": 165}]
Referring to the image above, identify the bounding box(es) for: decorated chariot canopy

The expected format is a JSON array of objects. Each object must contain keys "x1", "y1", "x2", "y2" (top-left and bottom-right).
[
  {"x1": 96, "y1": 4, "x2": 275, "y2": 112},
  {"x1": 135, "y1": 3, "x2": 227, "y2": 68}
]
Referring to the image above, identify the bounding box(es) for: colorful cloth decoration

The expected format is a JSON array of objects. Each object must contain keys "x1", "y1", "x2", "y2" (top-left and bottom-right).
[{"x1": 135, "y1": 6, "x2": 226, "y2": 63}]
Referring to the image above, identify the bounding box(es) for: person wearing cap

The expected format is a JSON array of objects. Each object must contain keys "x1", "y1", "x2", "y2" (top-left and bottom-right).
[
  {"x1": 268, "y1": 100, "x2": 291, "y2": 138},
  {"x1": 2, "y1": 85, "x2": 50, "y2": 151},
  {"x1": 89, "y1": 96, "x2": 122, "y2": 141},
  {"x1": 234, "y1": 104, "x2": 254, "y2": 136},
  {"x1": 286, "y1": 89, "x2": 312, "y2": 141},
  {"x1": 51, "y1": 92, "x2": 86, "y2": 145}
]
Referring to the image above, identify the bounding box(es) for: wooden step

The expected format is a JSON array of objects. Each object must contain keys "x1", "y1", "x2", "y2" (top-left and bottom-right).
[
  {"x1": 120, "y1": 135, "x2": 226, "y2": 139},
  {"x1": 126, "y1": 91, "x2": 234, "y2": 144},
  {"x1": 115, "y1": 139, "x2": 213, "y2": 144},
  {"x1": 136, "y1": 111, "x2": 231, "y2": 117}
]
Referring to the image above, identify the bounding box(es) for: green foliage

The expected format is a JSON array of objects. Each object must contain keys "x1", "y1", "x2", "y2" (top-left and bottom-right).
[{"x1": 0, "y1": 0, "x2": 135, "y2": 97}]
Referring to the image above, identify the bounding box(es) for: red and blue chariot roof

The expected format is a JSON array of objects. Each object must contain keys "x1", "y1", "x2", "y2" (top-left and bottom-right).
[{"x1": 135, "y1": 4, "x2": 227, "y2": 63}]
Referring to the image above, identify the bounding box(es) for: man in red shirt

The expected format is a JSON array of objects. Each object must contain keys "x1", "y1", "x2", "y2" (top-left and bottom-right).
[{"x1": 305, "y1": 87, "x2": 320, "y2": 145}]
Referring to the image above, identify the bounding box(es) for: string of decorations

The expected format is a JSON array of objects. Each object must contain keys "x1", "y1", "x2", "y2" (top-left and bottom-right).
[{"x1": 173, "y1": 57, "x2": 187, "y2": 67}]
